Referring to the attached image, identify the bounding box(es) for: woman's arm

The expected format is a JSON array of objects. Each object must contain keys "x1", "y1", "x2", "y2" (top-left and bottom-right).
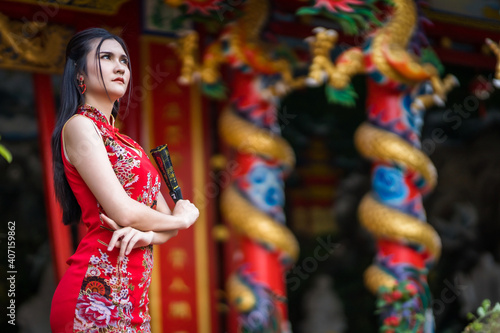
[
  {"x1": 103, "y1": 193, "x2": 179, "y2": 255},
  {"x1": 64, "y1": 115, "x2": 198, "y2": 232},
  {"x1": 100, "y1": 185, "x2": 182, "y2": 258},
  {"x1": 156, "y1": 192, "x2": 172, "y2": 214},
  {"x1": 102, "y1": 219, "x2": 176, "y2": 258},
  {"x1": 150, "y1": 192, "x2": 178, "y2": 244}
]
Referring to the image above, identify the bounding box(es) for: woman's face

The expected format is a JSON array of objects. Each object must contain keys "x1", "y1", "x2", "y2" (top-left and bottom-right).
[{"x1": 82, "y1": 38, "x2": 130, "y2": 102}]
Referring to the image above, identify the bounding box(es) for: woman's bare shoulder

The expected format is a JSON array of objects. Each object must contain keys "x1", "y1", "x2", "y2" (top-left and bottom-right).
[
  {"x1": 63, "y1": 114, "x2": 100, "y2": 141},
  {"x1": 64, "y1": 113, "x2": 94, "y2": 129},
  {"x1": 63, "y1": 114, "x2": 102, "y2": 146}
]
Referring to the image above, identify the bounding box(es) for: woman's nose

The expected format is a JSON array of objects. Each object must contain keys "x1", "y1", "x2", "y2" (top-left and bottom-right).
[{"x1": 115, "y1": 61, "x2": 126, "y2": 74}]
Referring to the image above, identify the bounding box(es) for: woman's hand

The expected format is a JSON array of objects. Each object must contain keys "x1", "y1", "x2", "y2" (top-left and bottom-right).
[
  {"x1": 101, "y1": 213, "x2": 153, "y2": 258},
  {"x1": 172, "y1": 199, "x2": 199, "y2": 229},
  {"x1": 101, "y1": 212, "x2": 179, "y2": 249},
  {"x1": 109, "y1": 227, "x2": 153, "y2": 258}
]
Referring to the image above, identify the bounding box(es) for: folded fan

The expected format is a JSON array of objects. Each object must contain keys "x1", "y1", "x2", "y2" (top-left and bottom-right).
[{"x1": 150, "y1": 144, "x2": 183, "y2": 203}]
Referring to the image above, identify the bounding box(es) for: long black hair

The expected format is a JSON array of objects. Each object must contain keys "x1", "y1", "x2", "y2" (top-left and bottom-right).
[{"x1": 52, "y1": 28, "x2": 132, "y2": 225}]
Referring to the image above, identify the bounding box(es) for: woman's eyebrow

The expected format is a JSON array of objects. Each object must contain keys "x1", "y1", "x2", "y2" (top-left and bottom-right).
[{"x1": 99, "y1": 51, "x2": 128, "y2": 58}]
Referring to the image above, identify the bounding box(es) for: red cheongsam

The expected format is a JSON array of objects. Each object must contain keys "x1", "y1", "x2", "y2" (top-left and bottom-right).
[{"x1": 50, "y1": 104, "x2": 161, "y2": 333}]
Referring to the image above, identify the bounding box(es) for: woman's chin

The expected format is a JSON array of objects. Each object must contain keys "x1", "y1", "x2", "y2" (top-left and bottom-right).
[{"x1": 110, "y1": 92, "x2": 126, "y2": 102}]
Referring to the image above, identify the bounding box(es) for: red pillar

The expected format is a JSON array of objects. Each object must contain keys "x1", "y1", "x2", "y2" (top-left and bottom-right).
[{"x1": 33, "y1": 73, "x2": 73, "y2": 283}]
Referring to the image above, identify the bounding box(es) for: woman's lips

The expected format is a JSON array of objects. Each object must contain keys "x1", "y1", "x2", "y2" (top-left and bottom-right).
[{"x1": 113, "y1": 78, "x2": 125, "y2": 84}]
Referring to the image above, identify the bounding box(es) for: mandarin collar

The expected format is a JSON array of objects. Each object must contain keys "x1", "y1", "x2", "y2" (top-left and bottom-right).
[{"x1": 79, "y1": 104, "x2": 116, "y2": 127}]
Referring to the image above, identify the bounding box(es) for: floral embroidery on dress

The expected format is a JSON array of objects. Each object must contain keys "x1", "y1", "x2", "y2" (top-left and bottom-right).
[
  {"x1": 138, "y1": 246, "x2": 154, "y2": 331},
  {"x1": 138, "y1": 246, "x2": 154, "y2": 306},
  {"x1": 138, "y1": 172, "x2": 161, "y2": 208},
  {"x1": 75, "y1": 250, "x2": 136, "y2": 332},
  {"x1": 75, "y1": 292, "x2": 120, "y2": 331},
  {"x1": 106, "y1": 138, "x2": 141, "y2": 195}
]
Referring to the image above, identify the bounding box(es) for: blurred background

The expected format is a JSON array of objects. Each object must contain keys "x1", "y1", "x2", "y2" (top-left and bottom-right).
[{"x1": 1, "y1": 0, "x2": 500, "y2": 332}]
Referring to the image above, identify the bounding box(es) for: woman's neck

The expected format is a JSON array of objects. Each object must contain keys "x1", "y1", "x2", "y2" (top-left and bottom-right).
[{"x1": 83, "y1": 96, "x2": 115, "y2": 125}]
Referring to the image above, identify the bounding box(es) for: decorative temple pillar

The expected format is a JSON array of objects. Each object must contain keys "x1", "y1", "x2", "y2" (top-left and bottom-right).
[
  {"x1": 34, "y1": 73, "x2": 73, "y2": 282},
  {"x1": 141, "y1": 36, "x2": 219, "y2": 333},
  {"x1": 219, "y1": 69, "x2": 299, "y2": 332},
  {"x1": 163, "y1": 0, "x2": 308, "y2": 330},
  {"x1": 299, "y1": 0, "x2": 457, "y2": 331}
]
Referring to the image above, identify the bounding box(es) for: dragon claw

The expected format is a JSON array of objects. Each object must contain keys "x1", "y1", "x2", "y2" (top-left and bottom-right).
[
  {"x1": 433, "y1": 94, "x2": 445, "y2": 106},
  {"x1": 325, "y1": 29, "x2": 338, "y2": 37},
  {"x1": 177, "y1": 76, "x2": 190, "y2": 85},
  {"x1": 411, "y1": 99, "x2": 424, "y2": 113},
  {"x1": 313, "y1": 27, "x2": 326, "y2": 34},
  {"x1": 444, "y1": 74, "x2": 460, "y2": 88},
  {"x1": 304, "y1": 36, "x2": 315, "y2": 44},
  {"x1": 305, "y1": 77, "x2": 321, "y2": 87},
  {"x1": 275, "y1": 82, "x2": 287, "y2": 95}
]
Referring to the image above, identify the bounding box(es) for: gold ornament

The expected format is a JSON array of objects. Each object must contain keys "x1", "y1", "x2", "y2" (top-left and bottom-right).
[
  {"x1": 221, "y1": 186, "x2": 299, "y2": 261},
  {"x1": 227, "y1": 273, "x2": 257, "y2": 313},
  {"x1": 5, "y1": 0, "x2": 130, "y2": 15},
  {"x1": 218, "y1": 108, "x2": 295, "y2": 170},
  {"x1": 0, "y1": 13, "x2": 72, "y2": 73}
]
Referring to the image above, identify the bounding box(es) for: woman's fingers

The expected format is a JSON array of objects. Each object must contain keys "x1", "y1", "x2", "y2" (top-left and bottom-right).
[
  {"x1": 119, "y1": 229, "x2": 136, "y2": 258},
  {"x1": 107, "y1": 227, "x2": 129, "y2": 251},
  {"x1": 107, "y1": 227, "x2": 154, "y2": 257},
  {"x1": 125, "y1": 232, "x2": 142, "y2": 256},
  {"x1": 101, "y1": 213, "x2": 121, "y2": 230}
]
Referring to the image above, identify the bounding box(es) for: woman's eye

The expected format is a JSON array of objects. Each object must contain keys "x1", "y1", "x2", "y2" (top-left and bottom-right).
[
  {"x1": 101, "y1": 54, "x2": 110, "y2": 60},
  {"x1": 121, "y1": 59, "x2": 129, "y2": 65}
]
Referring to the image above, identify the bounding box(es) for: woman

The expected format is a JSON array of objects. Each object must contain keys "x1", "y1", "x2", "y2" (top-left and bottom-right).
[{"x1": 50, "y1": 28, "x2": 199, "y2": 332}]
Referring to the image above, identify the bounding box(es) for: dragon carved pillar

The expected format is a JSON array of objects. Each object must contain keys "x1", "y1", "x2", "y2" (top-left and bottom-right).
[
  {"x1": 166, "y1": 0, "x2": 306, "y2": 331},
  {"x1": 299, "y1": 0, "x2": 457, "y2": 331}
]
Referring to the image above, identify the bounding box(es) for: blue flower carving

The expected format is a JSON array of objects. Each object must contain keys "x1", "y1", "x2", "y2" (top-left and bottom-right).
[
  {"x1": 246, "y1": 164, "x2": 285, "y2": 222},
  {"x1": 372, "y1": 165, "x2": 408, "y2": 205}
]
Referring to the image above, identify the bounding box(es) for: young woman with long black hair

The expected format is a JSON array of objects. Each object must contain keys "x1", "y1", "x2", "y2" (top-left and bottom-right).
[{"x1": 50, "y1": 28, "x2": 199, "y2": 332}]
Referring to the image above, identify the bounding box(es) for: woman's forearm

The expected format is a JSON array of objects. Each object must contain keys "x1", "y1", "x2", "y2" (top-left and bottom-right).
[
  {"x1": 150, "y1": 229, "x2": 178, "y2": 245},
  {"x1": 116, "y1": 198, "x2": 186, "y2": 232},
  {"x1": 149, "y1": 192, "x2": 179, "y2": 244}
]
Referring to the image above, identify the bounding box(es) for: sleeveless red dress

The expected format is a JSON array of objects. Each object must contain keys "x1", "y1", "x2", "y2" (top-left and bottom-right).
[{"x1": 50, "y1": 104, "x2": 161, "y2": 333}]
